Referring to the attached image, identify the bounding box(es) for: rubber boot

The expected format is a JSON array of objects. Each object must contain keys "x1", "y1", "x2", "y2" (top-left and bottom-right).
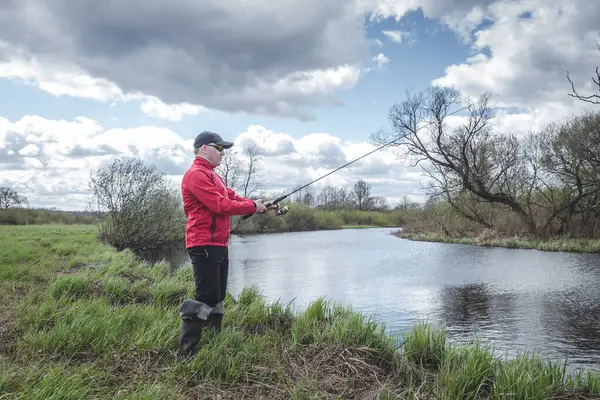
[
  {"x1": 206, "y1": 313, "x2": 223, "y2": 333},
  {"x1": 178, "y1": 299, "x2": 210, "y2": 358},
  {"x1": 179, "y1": 316, "x2": 205, "y2": 357}
]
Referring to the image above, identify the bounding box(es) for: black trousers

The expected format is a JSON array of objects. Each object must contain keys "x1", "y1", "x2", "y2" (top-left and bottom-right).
[{"x1": 187, "y1": 245, "x2": 229, "y2": 310}]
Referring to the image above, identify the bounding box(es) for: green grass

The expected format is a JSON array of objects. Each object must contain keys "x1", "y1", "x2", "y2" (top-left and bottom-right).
[
  {"x1": 1, "y1": 225, "x2": 600, "y2": 398},
  {"x1": 396, "y1": 230, "x2": 600, "y2": 253}
]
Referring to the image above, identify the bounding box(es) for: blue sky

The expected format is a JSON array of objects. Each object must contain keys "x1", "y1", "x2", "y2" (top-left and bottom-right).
[{"x1": 1, "y1": 1, "x2": 598, "y2": 210}]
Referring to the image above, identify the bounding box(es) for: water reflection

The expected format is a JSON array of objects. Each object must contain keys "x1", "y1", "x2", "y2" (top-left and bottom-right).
[
  {"x1": 441, "y1": 283, "x2": 499, "y2": 329},
  {"x1": 540, "y1": 289, "x2": 600, "y2": 367},
  {"x1": 140, "y1": 228, "x2": 600, "y2": 373}
]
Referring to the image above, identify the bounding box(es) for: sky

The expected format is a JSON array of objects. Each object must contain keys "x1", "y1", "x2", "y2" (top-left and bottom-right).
[{"x1": 1, "y1": 0, "x2": 599, "y2": 211}]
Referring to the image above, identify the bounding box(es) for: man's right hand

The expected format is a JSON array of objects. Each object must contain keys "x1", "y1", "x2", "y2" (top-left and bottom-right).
[{"x1": 254, "y1": 199, "x2": 268, "y2": 214}]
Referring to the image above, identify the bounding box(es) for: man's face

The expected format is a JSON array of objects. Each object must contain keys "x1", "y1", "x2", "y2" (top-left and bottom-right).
[{"x1": 202, "y1": 143, "x2": 225, "y2": 167}]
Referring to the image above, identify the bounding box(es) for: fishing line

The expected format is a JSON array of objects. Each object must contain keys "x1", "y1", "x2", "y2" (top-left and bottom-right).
[{"x1": 234, "y1": 104, "x2": 469, "y2": 226}]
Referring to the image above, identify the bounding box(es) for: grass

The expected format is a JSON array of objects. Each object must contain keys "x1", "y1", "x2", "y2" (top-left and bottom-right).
[
  {"x1": 396, "y1": 230, "x2": 600, "y2": 254},
  {"x1": 2, "y1": 225, "x2": 600, "y2": 398}
]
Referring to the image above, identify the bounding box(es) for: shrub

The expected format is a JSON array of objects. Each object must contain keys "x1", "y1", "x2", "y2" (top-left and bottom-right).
[{"x1": 88, "y1": 157, "x2": 186, "y2": 251}]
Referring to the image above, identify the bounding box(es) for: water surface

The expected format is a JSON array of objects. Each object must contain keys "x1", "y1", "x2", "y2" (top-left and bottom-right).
[{"x1": 168, "y1": 228, "x2": 600, "y2": 373}]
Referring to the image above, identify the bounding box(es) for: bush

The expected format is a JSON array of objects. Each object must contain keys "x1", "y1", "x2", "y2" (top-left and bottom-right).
[{"x1": 89, "y1": 157, "x2": 186, "y2": 251}]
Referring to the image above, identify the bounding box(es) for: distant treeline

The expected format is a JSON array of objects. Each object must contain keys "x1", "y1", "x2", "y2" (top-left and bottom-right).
[
  {"x1": 232, "y1": 204, "x2": 410, "y2": 234},
  {"x1": 0, "y1": 207, "x2": 102, "y2": 225}
]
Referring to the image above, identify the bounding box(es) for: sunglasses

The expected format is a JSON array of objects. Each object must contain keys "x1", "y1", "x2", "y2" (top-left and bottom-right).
[{"x1": 206, "y1": 144, "x2": 225, "y2": 152}]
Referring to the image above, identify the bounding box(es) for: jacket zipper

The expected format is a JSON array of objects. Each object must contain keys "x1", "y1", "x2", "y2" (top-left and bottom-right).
[{"x1": 211, "y1": 216, "x2": 216, "y2": 242}]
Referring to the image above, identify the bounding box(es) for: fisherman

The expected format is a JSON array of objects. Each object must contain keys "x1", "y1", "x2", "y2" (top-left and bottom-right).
[{"x1": 178, "y1": 131, "x2": 271, "y2": 357}]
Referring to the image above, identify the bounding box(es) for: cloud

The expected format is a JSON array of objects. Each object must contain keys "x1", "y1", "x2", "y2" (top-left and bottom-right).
[
  {"x1": 430, "y1": 0, "x2": 600, "y2": 126},
  {"x1": 382, "y1": 30, "x2": 415, "y2": 44},
  {"x1": 139, "y1": 97, "x2": 206, "y2": 121},
  {"x1": 367, "y1": 0, "x2": 497, "y2": 24},
  {"x1": 365, "y1": 0, "x2": 600, "y2": 135},
  {"x1": 0, "y1": 116, "x2": 426, "y2": 210},
  {"x1": 0, "y1": 47, "x2": 125, "y2": 102},
  {"x1": 0, "y1": 114, "x2": 193, "y2": 210},
  {"x1": 0, "y1": 0, "x2": 377, "y2": 121},
  {"x1": 228, "y1": 125, "x2": 426, "y2": 200},
  {"x1": 372, "y1": 53, "x2": 391, "y2": 69}
]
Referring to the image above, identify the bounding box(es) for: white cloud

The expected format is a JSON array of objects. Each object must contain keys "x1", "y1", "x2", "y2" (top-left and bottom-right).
[
  {"x1": 362, "y1": 0, "x2": 600, "y2": 138},
  {"x1": 430, "y1": 0, "x2": 600, "y2": 127},
  {"x1": 139, "y1": 97, "x2": 206, "y2": 121},
  {"x1": 0, "y1": 116, "x2": 426, "y2": 210},
  {"x1": 372, "y1": 53, "x2": 390, "y2": 69},
  {"x1": 0, "y1": 44, "x2": 125, "y2": 102},
  {"x1": 382, "y1": 30, "x2": 414, "y2": 44}
]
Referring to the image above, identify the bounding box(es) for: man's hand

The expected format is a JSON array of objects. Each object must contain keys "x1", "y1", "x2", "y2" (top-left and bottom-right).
[{"x1": 254, "y1": 199, "x2": 268, "y2": 214}]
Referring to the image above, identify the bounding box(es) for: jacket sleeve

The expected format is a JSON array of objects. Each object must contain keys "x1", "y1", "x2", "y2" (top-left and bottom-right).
[
  {"x1": 227, "y1": 187, "x2": 249, "y2": 202},
  {"x1": 187, "y1": 171, "x2": 257, "y2": 216}
]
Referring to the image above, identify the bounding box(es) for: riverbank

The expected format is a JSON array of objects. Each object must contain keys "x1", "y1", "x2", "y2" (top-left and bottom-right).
[
  {"x1": 396, "y1": 230, "x2": 600, "y2": 253},
  {"x1": 2, "y1": 224, "x2": 600, "y2": 398},
  {"x1": 231, "y1": 205, "x2": 407, "y2": 235}
]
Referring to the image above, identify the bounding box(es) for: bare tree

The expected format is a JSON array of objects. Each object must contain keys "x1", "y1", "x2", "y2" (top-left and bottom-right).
[
  {"x1": 0, "y1": 187, "x2": 28, "y2": 209},
  {"x1": 567, "y1": 43, "x2": 600, "y2": 105},
  {"x1": 395, "y1": 195, "x2": 421, "y2": 211},
  {"x1": 241, "y1": 144, "x2": 264, "y2": 198},
  {"x1": 316, "y1": 185, "x2": 336, "y2": 208},
  {"x1": 371, "y1": 86, "x2": 538, "y2": 234},
  {"x1": 215, "y1": 150, "x2": 243, "y2": 191},
  {"x1": 538, "y1": 112, "x2": 600, "y2": 236},
  {"x1": 371, "y1": 196, "x2": 389, "y2": 211},
  {"x1": 352, "y1": 179, "x2": 373, "y2": 210},
  {"x1": 302, "y1": 187, "x2": 316, "y2": 207}
]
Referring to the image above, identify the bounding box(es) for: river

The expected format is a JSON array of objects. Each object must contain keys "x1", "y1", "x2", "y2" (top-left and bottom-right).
[{"x1": 157, "y1": 227, "x2": 600, "y2": 374}]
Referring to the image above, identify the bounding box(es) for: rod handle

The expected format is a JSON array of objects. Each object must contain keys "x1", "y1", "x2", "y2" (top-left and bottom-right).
[{"x1": 241, "y1": 195, "x2": 287, "y2": 220}]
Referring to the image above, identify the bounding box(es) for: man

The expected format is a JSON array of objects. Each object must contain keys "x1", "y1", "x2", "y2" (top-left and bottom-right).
[{"x1": 178, "y1": 130, "x2": 269, "y2": 357}]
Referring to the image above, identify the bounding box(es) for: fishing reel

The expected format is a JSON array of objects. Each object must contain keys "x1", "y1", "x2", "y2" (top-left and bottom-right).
[
  {"x1": 242, "y1": 196, "x2": 290, "y2": 220},
  {"x1": 264, "y1": 202, "x2": 289, "y2": 217},
  {"x1": 275, "y1": 205, "x2": 289, "y2": 216}
]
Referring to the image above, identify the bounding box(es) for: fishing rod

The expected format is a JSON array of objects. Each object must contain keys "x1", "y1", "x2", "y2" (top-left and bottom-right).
[{"x1": 241, "y1": 105, "x2": 469, "y2": 221}]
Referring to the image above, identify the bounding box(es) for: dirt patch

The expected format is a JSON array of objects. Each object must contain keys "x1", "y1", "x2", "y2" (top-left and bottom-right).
[{"x1": 178, "y1": 343, "x2": 409, "y2": 400}]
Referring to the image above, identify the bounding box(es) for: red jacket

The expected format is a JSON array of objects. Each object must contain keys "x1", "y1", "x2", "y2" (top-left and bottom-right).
[{"x1": 181, "y1": 157, "x2": 256, "y2": 248}]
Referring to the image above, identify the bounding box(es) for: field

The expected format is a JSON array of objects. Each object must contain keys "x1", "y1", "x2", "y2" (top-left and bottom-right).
[{"x1": 1, "y1": 224, "x2": 600, "y2": 399}]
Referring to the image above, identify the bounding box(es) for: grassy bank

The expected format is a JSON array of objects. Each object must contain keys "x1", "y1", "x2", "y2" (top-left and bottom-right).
[
  {"x1": 396, "y1": 230, "x2": 600, "y2": 253},
  {"x1": 2, "y1": 225, "x2": 600, "y2": 399}
]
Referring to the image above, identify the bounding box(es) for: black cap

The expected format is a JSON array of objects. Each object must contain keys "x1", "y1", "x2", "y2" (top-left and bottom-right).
[{"x1": 193, "y1": 131, "x2": 233, "y2": 149}]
